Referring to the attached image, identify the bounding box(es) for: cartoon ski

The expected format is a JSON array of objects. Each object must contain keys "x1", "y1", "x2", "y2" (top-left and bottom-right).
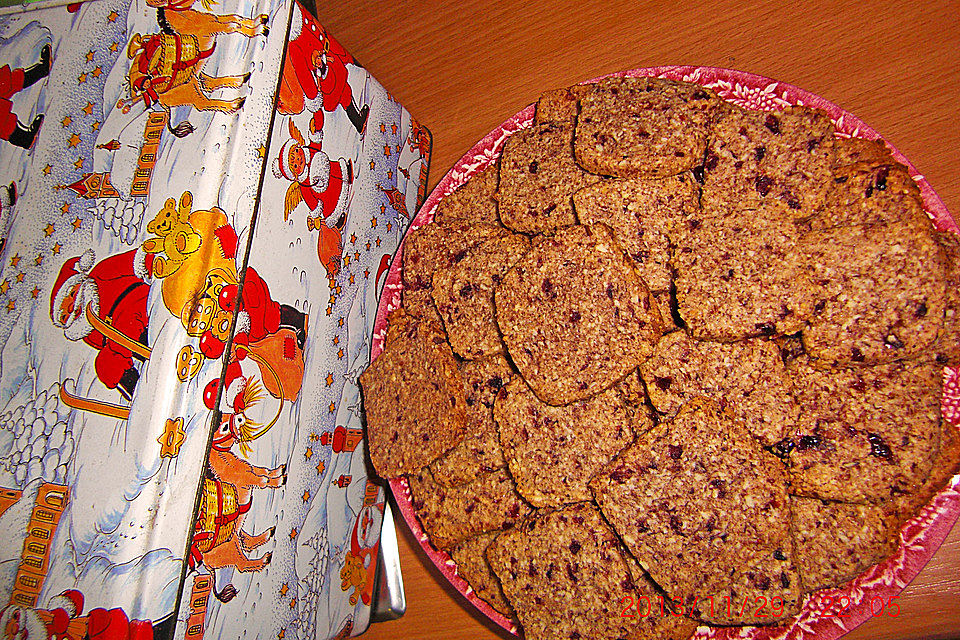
[{"x1": 59, "y1": 381, "x2": 131, "y2": 420}]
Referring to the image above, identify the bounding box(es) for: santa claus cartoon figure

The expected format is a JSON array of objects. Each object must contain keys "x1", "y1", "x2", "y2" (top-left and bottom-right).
[
  {"x1": 274, "y1": 118, "x2": 353, "y2": 279},
  {"x1": 49, "y1": 247, "x2": 155, "y2": 400},
  {"x1": 1, "y1": 44, "x2": 50, "y2": 149},
  {"x1": 278, "y1": 4, "x2": 368, "y2": 135},
  {"x1": 0, "y1": 589, "x2": 154, "y2": 640}
]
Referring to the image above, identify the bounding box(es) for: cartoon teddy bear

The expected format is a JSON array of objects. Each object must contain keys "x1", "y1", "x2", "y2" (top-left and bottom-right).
[{"x1": 142, "y1": 192, "x2": 202, "y2": 278}]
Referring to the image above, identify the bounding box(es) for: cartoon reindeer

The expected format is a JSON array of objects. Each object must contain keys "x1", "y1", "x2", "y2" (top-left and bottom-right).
[
  {"x1": 190, "y1": 376, "x2": 287, "y2": 602},
  {"x1": 125, "y1": 0, "x2": 269, "y2": 136}
]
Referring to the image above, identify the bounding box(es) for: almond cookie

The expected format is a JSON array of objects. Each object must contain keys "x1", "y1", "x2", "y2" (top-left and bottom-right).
[
  {"x1": 802, "y1": 221, "x2": 947, "y2": 367},
  {"x1": 639, "y1": 331, "x2": 800, "y2": 447},
  {"x1": 591, "y1": 399, "x2": 795, "y2": 623},
  {"x1": 485, "y1": 502, "x2": 699, "y2": 640},
  {"x1": 672, "y1": 200, "x2": 817, "y2": 340},
  {"x1": 497, "y1": 120, "x2": 602, "y2": 234},
  {"x1": 432, "y1": 233, "x2": 530, "y2": 359},
  {"x1": 889, "y1": 418, "x2": 960, "y2": 524},
  {"x1": 573, "y1": 174, "x2": 700, "y2": 330},
  {"x1": 433, "y1": 163, "x2": 502, "y2": 226},
  {"x1": 575, "y1": 76, "x2": 722, "y2": 178},
  {"x1": 401, "y1": 218, "x2": 508, "y2": 320},
  {"x1": 360, "y1": 309, "x2": 466, "y2": 477},
  {"x1": 430, "y1": 353, "x2": 514, "y2": 486},
  {"x1": 931, "y1": 230, "x2": 960, "y2": 366},
  {"x1": 495, "y1": 224, "x2": 663, "y2": 405},
  {"x1": 815, "y1": 159, "x2": 929, "y2": 230},
  {"x1": 791, "y1": 496, "x2": 899, "y2": 592},
  {"x1": 684, "y1": 542, "x2": 802, "y2": 625},
  {"x1": 449, "y1": 530, "x2": 515, "y2": 619},
  {"x1": 534, "y1": 84, "x2": 592, "y2": 124},
  {"x1": 493, "y1": 378, "x2": 640, "y2": 508},
  {"x1": 783, "y1": 357, "x2": 943, "y2": 503},
  {"x1": 702, "y1": 105, "x2": 835, "y2": 219},
  {"x1": 407, "y1": 466, "x2": 531, "y2": 551}
]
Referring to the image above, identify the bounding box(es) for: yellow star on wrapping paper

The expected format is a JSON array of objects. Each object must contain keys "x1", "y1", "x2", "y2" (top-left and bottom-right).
[
  {"x1": 51, "y1": 243, "x2": 61, "y2": 255},
  {"x1": 6, "y1": 300, "x2": 15, "y2": 312},
  {"x1": 257, "y1": 144, "x2": 266, "y2": 159},
  {"x1": 61, "y1": 115, "x2": 72, "y2": 127},
  {"x1": 85, "y1": 50, "x2": 95, "y2": 63},
  {"x1": 301, "y1": 489, "x2": 310, "y2": 503},
  {"x1": 42, "y1": 164, "x2": 52, "y2": 176},
  {"x1": 363, "y1": 268, "x2": 370, "y2": 279},
  {"x1": 350, "y1": 233, "x2": 357, "y2": 244},
  {"x1": 158, "y1": 418, "x2": 186, "y2": 458},
  {"x1": 91, "y1": 121, "x2": 100, "y2": 132},
  {"x1": 44, "y1": 223, "x2": 55, "y2": 237},
  {"x1": 0, "y1": 280, "x2": 9, "y2": 294},
  {"x1": 391, "y1": 123, "x2": 398, "y2": 135},
  {"x1": 379, "y1": 123, "x2": 385, "y2": 133},
  {"x1": 92, "y1": 66, "x2": 103, "y2": 78},
  {"x1": 325, "y1": 305, "x2": 332, "y2": 316},
  {"x1": 10, "y1": 254, "x2": 20, "y2": 267},
  {"x1": 277, "y1": 629, "x2": 285, "y2": 640},
  {"x1": 68, "y1": 134, "x2": 81, "y2": 148},
  {"x1": 337, "y1": 317, "x2": 344, "y2": 328},
  {"x1": 369, "y1": 160, "x2": 375, "y2": 171},
  {"x1": 30, "y1": 287, "x2": 40, "y2": 299},
  {"x1": 375, "y1": 237, "x2": 382, "y2": 248},
  {"x1": 83, "y1": 102, "x2": 94, "y2": 116},
  {"x1": 73, "y1": 157, "x2": 84, "y2": 170},
  {"x1": 109, "y1": 41, "x2": 119, "y2": 53},
  {"x1": 289, "y1": 528, "x2": 298, "y2": 540},
  {"x1": 386, "y1": 222, "x2": 392, "y2": 232},
  {"x1": 315, "y1": 460, "x2": 324, "y2": 475},
  {"x1": 289, "y1": 598, "x2": 297, "y2": 609},
  {"x1": 279, "y1": 583, "x2": 289, "y2": 597},
  {"x1": 60, "y1": 202, "x2": 70, "y2": 215},
  {"x1": 33, "y1": 254, "x2": 43, "y2": 266},
  {"x1": 72, "y1": 217, "x2": 82, "y2": 230},
  {"x1": 304, "y1": 447, "x2": 313, "y2": 460},
  {"x1": 365, "y1": 241, "x2": 371, "y2": 251},
  {"x1": 328, "y1": 402, "x2": 335, "y2": 413},
  {"x1": 349, "y1": 274, "x2": 355, "y2": 285},
  {"x1": 342, "y1": 255, "x2": 350, "y2": 267},
  {"x1": 324, "y1": 373, "x2": 334, "y2": 386},
  {"x1": 379, "y1": 204, "x2": 386, "y2": 215},
  {"x1": 77, "y1": 72, "x2": 87, "y2": 84},
  {"x1": 352, "y1": 253, "x2": 359, "y2": 263},
  {"x1": 15, "y1": 273, "x2": 24, "y2": 283},
  {"x1": 382, "y1": 145, "x2": 391, "y2": 157},
  {"x1": 395, "y1": 144, "x2": 402, "y2": 154},
  {"x1": 337, "y1": 348, "x2": 344, "y2": 359},
  {"x1": 332, "y1": 335, "x2": 339, "y2": 345},
  {"x1": 370, "y1": 216, "x2": 377, "y2": 228},
  {"x1": 387, "y1": 170, "x2": 393, "y2": 180},
  {"x1": 107, "y1": 10, "x2": 118, "y2": 22}
]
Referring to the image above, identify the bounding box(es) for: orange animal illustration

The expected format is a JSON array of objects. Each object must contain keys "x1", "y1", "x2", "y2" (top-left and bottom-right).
[
  {"x1": 190, "y1": 383, "x2": 286, "y2": 601},
  {"x1": 124, "y1": 0, "x2": 269, "y2": 131}
]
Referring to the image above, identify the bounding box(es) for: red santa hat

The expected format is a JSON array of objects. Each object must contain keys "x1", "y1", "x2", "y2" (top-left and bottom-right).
[
  {"x1": 273, "y1": 139, "x2": 302, "y2": 182},
  {"x1": 50, "y1": 249, "x2": 95, "y2": 323},
  {"x1": 47, "y1": 590, "x2": 84, "y2": 618}
]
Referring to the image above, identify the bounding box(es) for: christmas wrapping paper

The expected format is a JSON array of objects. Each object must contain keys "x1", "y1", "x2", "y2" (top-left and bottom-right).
[{"x1": 0, "y1": 1, "x2": 430, "y2": 638}]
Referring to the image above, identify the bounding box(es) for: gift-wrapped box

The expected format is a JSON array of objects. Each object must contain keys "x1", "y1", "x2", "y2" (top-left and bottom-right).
[{"x1": 0, "y1": 0, "x2": 430, "y2": 637}]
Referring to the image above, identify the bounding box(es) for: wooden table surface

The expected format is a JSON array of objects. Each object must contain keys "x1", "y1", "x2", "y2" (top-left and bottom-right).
[{"x1": 313, "y1": 2, "x2": 960, "y2": 639}]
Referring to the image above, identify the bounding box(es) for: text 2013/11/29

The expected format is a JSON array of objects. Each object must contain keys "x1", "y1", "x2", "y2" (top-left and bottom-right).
[{"x1": 619, "y1": 594, "x2": 903, "y2": 619}]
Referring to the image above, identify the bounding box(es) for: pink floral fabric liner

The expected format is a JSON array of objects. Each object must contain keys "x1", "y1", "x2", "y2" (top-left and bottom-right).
[{"x1": 372, "y1": 66, "x2": 960, "y2": 639}]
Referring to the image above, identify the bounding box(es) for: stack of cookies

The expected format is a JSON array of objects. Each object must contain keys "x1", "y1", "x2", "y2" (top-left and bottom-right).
[{"x1": 359, "y1": 75, "x2": 960, "y2": 640}]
